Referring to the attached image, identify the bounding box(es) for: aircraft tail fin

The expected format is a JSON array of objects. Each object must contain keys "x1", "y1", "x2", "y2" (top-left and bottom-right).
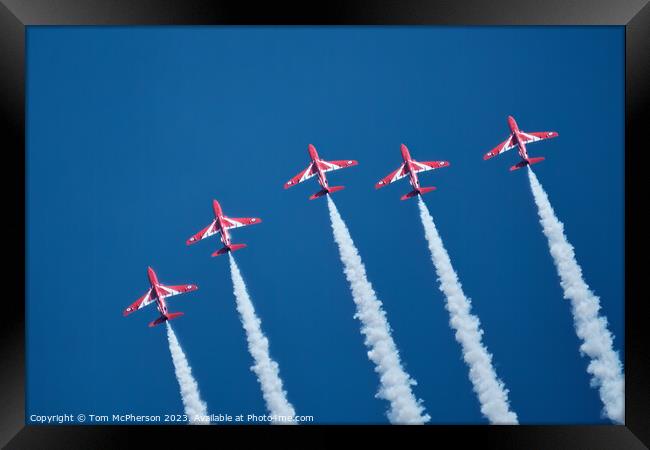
[
  {"x1": 419, "y1": 186, "x2": 437, "y2": 195},
  {"x1": 309, "y1": 189, "x2": 328, "y2": 200},
  {"x1": 309, "y1": 186, "x2": 344, "y2": 200},
  {"x1": 211, "y1": 247, "x2": 230, "y2": 257},
  {"x1": 401, "y1": 186, "x2": 436, "y2": 200},
  {"x1": 510, "y1": 157, "x2": 545, "y2": 171},
  {"x1": 211, "y1": 243, "x2": 246, "y2": 257},
  {"x1": 148, "y1": 312, "x2": 184, "y2": 327},
  {"x1": 228, "y1": 243, "x2": 247, "y2": 253}
]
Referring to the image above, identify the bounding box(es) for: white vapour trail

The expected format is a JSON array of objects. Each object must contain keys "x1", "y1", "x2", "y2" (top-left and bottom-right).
[
  {"x1": 527, "y1": 168, "x2": 624, "y2": 423},
  {"x1": 165, "y1": 323, "x2": 209, "y2": 424},
  {"x1": 417, "y1": 196, "x2": 518, "y2": 424},
  {"x1": 228, "y1": 254, "x2": 297, "y2": 424},
  {"x1": 326, "y1": 195, "x2": 430, "y2": 424}
]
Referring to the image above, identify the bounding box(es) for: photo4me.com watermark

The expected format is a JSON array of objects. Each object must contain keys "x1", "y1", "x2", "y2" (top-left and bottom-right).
[{"x1": 29, "y1": 413, "x2": 314, "y2": 424}]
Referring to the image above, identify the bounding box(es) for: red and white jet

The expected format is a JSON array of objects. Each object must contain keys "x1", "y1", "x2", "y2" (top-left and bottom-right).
[
  {"x1": 123, "y1": 266, "x2": 198, "y2": 327},
  {"x1": 483, "y1": 115, "x2": 559, "y2": 171},
  {"x1": 284, "y1": 144, "x2": 358, "y2": 200},
  {"x1": 375, "y1": 144, "x2": 449, "y2": 200},
  {"x1": 186, "y1": 199, "x2": 261, "y2": 257}
]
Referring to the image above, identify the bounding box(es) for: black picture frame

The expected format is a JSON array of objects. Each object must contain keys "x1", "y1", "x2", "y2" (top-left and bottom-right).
[{"x1": 2, "y1": 0, "x2": 648, "y2": 447}]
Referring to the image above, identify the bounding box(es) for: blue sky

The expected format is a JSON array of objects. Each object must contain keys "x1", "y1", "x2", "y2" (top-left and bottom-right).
[{"x1": 26, "y1": 26, "x2": 624, "y2": 424}]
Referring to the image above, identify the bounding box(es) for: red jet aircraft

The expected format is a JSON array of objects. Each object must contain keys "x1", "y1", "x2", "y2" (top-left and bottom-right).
[
  {"x1": 483, "y1": 115, "x2": 559, "y2": 171},
  {"x1": 186, "y1": 199, "x2": 261, "y2": 257},
  {"x1": 123, "y1": 267, "x2": 198, "y2": 327},
  {"x1": 284, "y1": 144, "x2": 358, "y2": 200},
  {"x1": 375, "y1": 144, "x2": 449, "y2": 200}
]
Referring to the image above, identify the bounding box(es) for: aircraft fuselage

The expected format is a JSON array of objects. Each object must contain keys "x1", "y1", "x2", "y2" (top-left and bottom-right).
[
  {"x1": 309, "y1": 145, "x2": 329, "y2": 190},
  {"x1": 213, "y1": 200, "x2": 232, "y2": 248},
  {"x1": 147, "y1": 266, "x2": 168, "y2": 316},
  {"x1": 508, "y1": 115, "x2": 529, "y2": 161},
  {"x1": 401, "y1": 142, "x2": 421, "y2": 190}
]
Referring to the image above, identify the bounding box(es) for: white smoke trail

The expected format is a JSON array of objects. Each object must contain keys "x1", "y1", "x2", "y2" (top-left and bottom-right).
[
  {"x1": 417, "y1": 196, "x2": 518, "y2": 424},
  {"x1": 165, "y1": 322, "x2": 209, "y2": 424},
  {"x1": 527, "y1": 168, "x2": 624, "y2": 423},
  {"x1": 326, "y1": 195, "x2": 430, "y2": 424},
  {"x1": 228, "y1": 254, "x2": 297, "y2": 424}
]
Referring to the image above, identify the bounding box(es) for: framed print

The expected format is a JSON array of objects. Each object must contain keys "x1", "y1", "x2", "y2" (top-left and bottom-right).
[{"x1": 1, "y1": 0, "x2": 648, "y2": 448}]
